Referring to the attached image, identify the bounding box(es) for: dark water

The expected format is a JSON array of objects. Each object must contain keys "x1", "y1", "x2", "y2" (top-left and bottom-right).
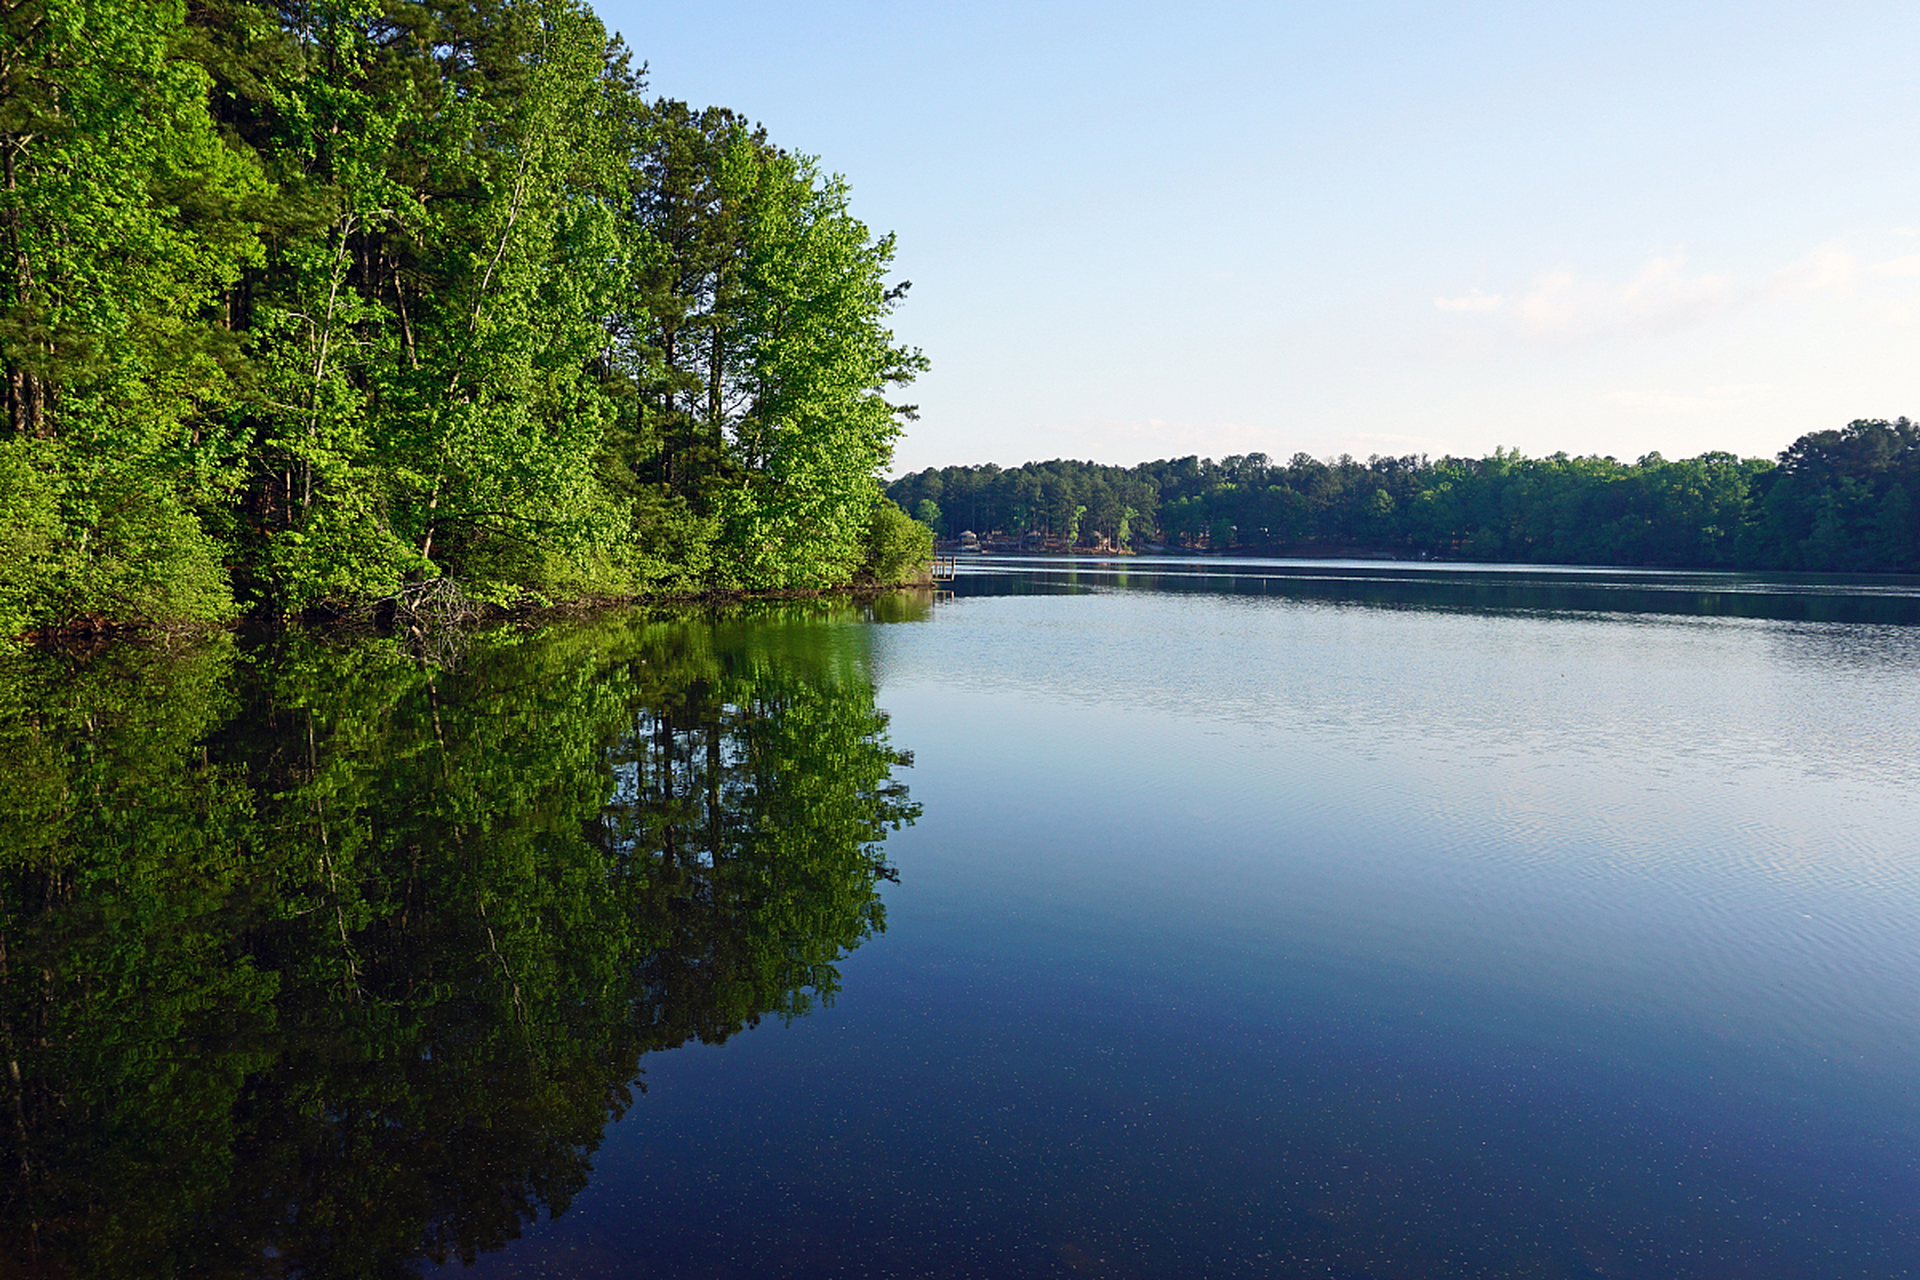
[
  {"x1": 6, "y1": 561, "x2": 1920, "y2": 1277},
  {"x1": 0, "y1": 607, "x2": 916, "y2": 1278}
]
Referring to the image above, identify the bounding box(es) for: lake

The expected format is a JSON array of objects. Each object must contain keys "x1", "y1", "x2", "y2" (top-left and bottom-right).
[{"x1": 4, "y1": 557, "x2": 1918, "y2": 1278}]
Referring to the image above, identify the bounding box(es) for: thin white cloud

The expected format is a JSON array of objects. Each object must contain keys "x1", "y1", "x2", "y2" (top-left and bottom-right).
[
  {"x1": 1430, "y1": 237, "x2": 1920, "y2": 348},
  {"x1": 1516, "y1": 253, "x2": 1730, "y2": 339},
  {"x1": 1869, "y1": 298, "x2": 1920, "y2": 327},
  {"x1": 1432, "y1": 251, "x2": 1732, "y2": 343},
  {"x1": 1597, "y1": 383, "x2": 1774, "y2": 416},
  {"x1": 1768, "y1": 241, "x2": 1858, "y2": 295},
  {"x1": 1872, "y1": 253, "x2": 1920, "y2": 278},
  {"x1": 1433, "y1": 289, "x2": 1502, "y2": 312}
]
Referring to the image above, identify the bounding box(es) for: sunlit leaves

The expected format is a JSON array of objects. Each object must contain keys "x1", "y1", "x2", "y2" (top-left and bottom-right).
[{"x1": 2, "y1": 0, "x2": 929, "y2": 633}]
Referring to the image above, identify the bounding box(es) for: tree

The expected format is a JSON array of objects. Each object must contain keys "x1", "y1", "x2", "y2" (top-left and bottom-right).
[
  {"x1": 227, "y1": 0, "x2": 629, "y2": 610},
  {"x1": 1, "y1": 0, "x2": 266, "y2": 629},
  {"x1": 0, "y1": 0, "x2": 936, "y2": 637},
  {"x1": 606, "y1": 109, "x2": 924, "y2": 590},
  {"x1": 1750, "y1": 419, "x2": 1919, "y2": 571}
]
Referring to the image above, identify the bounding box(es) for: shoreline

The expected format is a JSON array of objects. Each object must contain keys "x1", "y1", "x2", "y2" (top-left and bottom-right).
[{"x1": 13, "y1": 572, "x2": 941, "y2": 651}]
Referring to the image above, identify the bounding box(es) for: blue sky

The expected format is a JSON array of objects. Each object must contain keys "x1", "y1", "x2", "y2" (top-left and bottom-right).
[{"x1": 590, "y1": 0, "x2": 1920, "y2": 475}]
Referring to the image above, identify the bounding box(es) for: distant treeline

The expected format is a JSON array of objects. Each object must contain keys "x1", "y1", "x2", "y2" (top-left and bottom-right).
[
  {"x1": 888, "y1": 418, "x2": 1920, "y2": 572},
  {"x1": 1, "y1": 0, "x2": 929, "y2": 639}
]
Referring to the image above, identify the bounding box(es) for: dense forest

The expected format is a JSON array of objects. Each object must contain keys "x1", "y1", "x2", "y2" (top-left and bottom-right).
[
  {"x1": 888, "y1": 417, "x2": 1920, "y2": 572},
  {"x1": 0, "y1": 0, "x2": 931, "y2": 640},
  {"x1": 9, "y1": 2, "x2": 1912, "y2": 648}
]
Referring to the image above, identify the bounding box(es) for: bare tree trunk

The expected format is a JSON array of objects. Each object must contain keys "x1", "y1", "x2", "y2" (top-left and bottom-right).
[
  {"x1": 2, "y1": 134, "x2": 47, "y2": 439},
  {"x1": 391, "y1": 252, "x2": 418, "y2": 369},
  {"x1": 708, "y1": 322, "x2": 723, "y2": 453}
]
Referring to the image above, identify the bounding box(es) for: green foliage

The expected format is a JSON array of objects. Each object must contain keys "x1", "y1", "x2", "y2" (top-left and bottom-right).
[
  {"x1": 57, "y1": 456, "x2": 240, "y2": 627},
  {"x1": 1747, "y1": 418, "x2": 1920, "y2": 571},
  {"x1": 0, "y1": 437, "x2": 61, "y2": 638},
  {"x1": 886, "y1": 430, "x2": 1919, "y2": 573},
  {"x1": 1, "y1": 0, "x2": 268, "y2": 632},
  {"x1": 858, "y1": 496, "x2": 934, "y2": 584},
  {"x1": 718, "y1": 158, "x2": 927, "y2": 587},
  {"x1": 2, "y1": 0, "x2": 926, "y2": 633},
  {"x1": 604, "y1": 105, "x2": 926, "y2": 591},
  {"x1": 0, "y1": 438, "x2": 236, "y2": 635},
  {"x1": 889, "y1": 459, "x2": 1157, "y2": 551},
  {"x1": 228, "y1": 0, "x2": 633, "y2": 611}
]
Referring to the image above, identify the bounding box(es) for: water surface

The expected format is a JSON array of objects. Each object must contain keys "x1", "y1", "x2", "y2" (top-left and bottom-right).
[
  {"x1": 5, "y1": 560, "x2": 1918, "y2": 1278},
  {"x1": 467, "y1": 558, "x2": 1920, "y2": 1278}
]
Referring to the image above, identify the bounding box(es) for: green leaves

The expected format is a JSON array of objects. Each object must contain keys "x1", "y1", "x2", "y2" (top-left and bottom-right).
[
  {"x1": 859, "y1": 496, "x2": 935, "y2": 585},
  {"x1": 3, "y1": 0, "x2": 928, "y2": 634},
  {"x1": 602, "y1": 104, "x2": 926, "y2": 591},
  {"x1": 0, "y1": 0, "x2": 269, "y2": 631}
]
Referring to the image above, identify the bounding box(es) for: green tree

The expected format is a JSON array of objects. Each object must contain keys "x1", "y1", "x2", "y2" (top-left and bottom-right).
[
  {"x1": 1749, "y1": 419, "x2": 1919, "y2": 571},
  {"x1": 230, "y1": 0, "x2": 629, "y2": 610},
  {"x1": 859, "y1": 497, "x2": 934, "y2": 583},
  {"x1": 717, "y1": 151, "x2": 926, "y2": 587},
  {"x1": 1, "y1": 0, "x2": 266, "y2": 630},
  {"x1": 602, "y1": 102, "x2": 925, "y2": 593}
]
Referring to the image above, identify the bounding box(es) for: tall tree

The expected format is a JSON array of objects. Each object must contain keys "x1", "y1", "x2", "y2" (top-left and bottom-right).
[
  {"x1": 233, "y1": 0, "x2": 629, "y2": 609},
  {"x1": 1, "y1": 0, "x2": 266, "y2": 628},
  {"x1": 721, "y1": 150, "x2": 926, "y2": 587},
  {"x1": 607, "y1": 104, "x2": 925, "y2": 590}
]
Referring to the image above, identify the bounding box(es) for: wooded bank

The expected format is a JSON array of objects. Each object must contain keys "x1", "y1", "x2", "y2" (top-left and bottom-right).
[
  {"x1": 1, "y1": 0, "x2": 930, "y2": 641},
  {"x1": 889, "y1": 418, "x2": 1920, "y2": 572}
]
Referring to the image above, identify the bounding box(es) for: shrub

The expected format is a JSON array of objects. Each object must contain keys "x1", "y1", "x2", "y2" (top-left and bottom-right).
[{"x1": 857, "y1": 499, "x2": 932, "y2": 585}]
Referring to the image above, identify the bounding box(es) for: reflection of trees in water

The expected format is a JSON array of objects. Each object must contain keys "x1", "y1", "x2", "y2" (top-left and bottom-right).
[{"x1": 0, "y1": 605, "x2": 919, "y2": 1278}]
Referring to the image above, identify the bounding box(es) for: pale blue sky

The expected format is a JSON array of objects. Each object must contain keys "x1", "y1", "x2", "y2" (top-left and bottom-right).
[{"x1": 591, "y1": 0, "x2": 1920, "y2": 474}]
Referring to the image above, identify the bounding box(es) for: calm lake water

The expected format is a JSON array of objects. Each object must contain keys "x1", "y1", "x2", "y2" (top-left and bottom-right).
[{"x1": 5, "y1": 558, "x2": 1919, "y2": 1278}]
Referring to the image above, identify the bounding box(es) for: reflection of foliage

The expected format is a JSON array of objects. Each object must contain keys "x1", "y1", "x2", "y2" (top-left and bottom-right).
[
  {"x1": 0, "y1": 607, "x2": 915, "y2": 1278},
  {"x1": 0, "y1": 639, "x2": 276, "y2": 1275},
  {"x1": 605, "y1": 614, "x2": 915, "y2": 1046}
]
